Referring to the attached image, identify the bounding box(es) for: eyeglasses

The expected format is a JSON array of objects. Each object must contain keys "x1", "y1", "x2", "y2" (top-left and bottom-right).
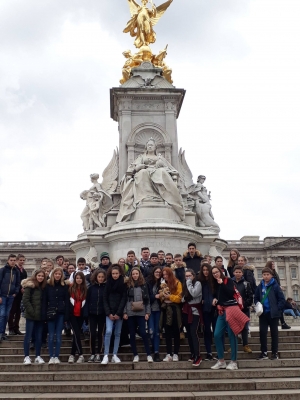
[
  {"x1": 185, "y1": 275, "x2": 193, "y2": 278},
  {"x1": 212, "y1": 272, "x2": 220, "y2": 275}
]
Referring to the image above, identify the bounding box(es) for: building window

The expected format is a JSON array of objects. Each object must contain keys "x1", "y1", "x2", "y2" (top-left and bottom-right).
[
  {"x1": 282, "y1": 289, "x2": 287, "y2": 298},
  {"x1": 257, "y1": 269, "x2": 262, "y2": 279},
  {"x1": 293, "y1": 290, "x2": 299, "y2": 302},
  {"x1": 278, "y1": 268, "x2": 285, "y2": 280},
  {"x1": 291, "y1": 268, "x2": 297, "y2": 279}
]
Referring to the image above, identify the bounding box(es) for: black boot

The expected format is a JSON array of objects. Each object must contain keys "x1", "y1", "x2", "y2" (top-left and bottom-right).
[{"x1": 154, "y1": 353, "x2": 161, "y2": 362}]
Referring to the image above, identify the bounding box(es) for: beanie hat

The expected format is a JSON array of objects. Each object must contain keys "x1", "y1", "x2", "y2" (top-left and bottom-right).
[{"x1": 100, "y1": 252, "x2": 110, "y2": 261}]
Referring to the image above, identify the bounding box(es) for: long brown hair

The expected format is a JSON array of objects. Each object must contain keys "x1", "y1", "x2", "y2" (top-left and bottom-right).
[
  {"x1": 265, "y1": 261, "x2": 273, "y2": 269},
  {"x1": 199, "y1": 263, "x2": 214, "y2": 292},
  {"x1": 127, "y1": 267, "x2": 145, "y2": 287},
  {"x1": 69, "y1": 271, "x2": 87, "y2": 300},
  {"x1": 90, "y1": 268, "x2": 106, "y2": 285},
  {"x1": 31, "y1": 269, "x2": 47, "y2": 289},
  {"x1": 163, "y1": 267, "x2": 179, "y2": 293},
  {"x1": 211, "y1": 266, "x2": 227, "y2": 292},
  {"x1": 227, "y1": 249, "x2": 240, "y2": 268},
  {"x1": 48, "y1": 267, "x2": 65, "y2": 286}
]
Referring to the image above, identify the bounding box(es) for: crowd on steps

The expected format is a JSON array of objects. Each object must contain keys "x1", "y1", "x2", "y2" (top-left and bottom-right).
[{"x1": 0, "y1": 245, "x2": 296, "y2": 371}]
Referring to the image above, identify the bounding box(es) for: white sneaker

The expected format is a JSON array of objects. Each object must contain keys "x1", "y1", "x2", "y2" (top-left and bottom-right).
[
  {"x1": 211, "y1": 360, "x2": 227, "y2": 370},
  {"x1": 54, "y1": 357, "x2": 61, "y2": 364},
  {"x1": 163, "y1": 354, "x2": 173, "y2": 362},
  {"x1": 147, "y1": 355, "x2": 153, "y2": 363},
  {"x1": 68, "y1": 355, "x2": 75, "y2": 364},
  {"x1": 77, "y1": 355, "x2": 85, "y2": 363},
  {"x1": 133, "y1": 355, "x2": 139, "y2": 363},
  {"x1": 111, "y1": 354, "x2": 121, "y2": 363},
  {"x1": 23, "y1": 356, "x2": 31, "y2": 365},
  {"x1": 226, "y1": 361, "x2": 238, "y2": 370},
  {"x1": 48, "y1": 357, "x2": 55, "y2": 364},
  {"x1": 34, "y1": 356, "x2": 45, "y2": 364},
  {"x1": 101, "y1": 355, "x2": 109, "y2": 365},
  {"x1": 172, "y1": 354, "x2": 179, "y2": 362}
]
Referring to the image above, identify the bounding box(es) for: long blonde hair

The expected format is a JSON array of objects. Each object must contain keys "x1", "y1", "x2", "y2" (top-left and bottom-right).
[{"x1": 48, "y1": 267, "x2": 65, "y2": 286}]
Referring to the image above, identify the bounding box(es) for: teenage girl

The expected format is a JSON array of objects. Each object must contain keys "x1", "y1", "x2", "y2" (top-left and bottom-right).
[
  {"x1": 101, "y1": 265, "x2": 127, "y2": 364},
  {"x1": 227, "y1": 249, "x2": 240, "y2": 278},
  {"x1": 43, "y1": 267, "x2": 69, "y2": 364},
  {"x1": 160, "y1": 267, "x2": 182, "y2": 362},
  {"x1": 23, "y1": 269, "x2": 47, "y2": 365},
  {"x1": 124, "y1": 267, "x2": 153, "y2": 363},
  {"x1": 68, "y1": 271, "x2": 87, "y2": 364},
  {"x1": 147, "y1": 266, "x2": 162, "y2": 362},
  {"x1": 87, "y1": 269, "x2": 106, "y2": 363}
]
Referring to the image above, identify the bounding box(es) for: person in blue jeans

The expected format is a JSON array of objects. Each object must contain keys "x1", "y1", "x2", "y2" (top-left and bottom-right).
[
  {"x1": 101, "y1": 265, "x2": 127, "y2": 365},
  {"x1": 22, "y1": 269, "x2": 47, "y2": 365},
  {"x1": 283, "y1": 298, "x2": 300, "y2": 318},
  {"x1": 124, "y1": 267, "x2": 153, "y2": 363},
  {"x1": 0, "y1": 254, "x2": 20, "y2": 342},
  {"x1": 42, "y1": 267, "x2": 70, "y2": 364},
  {"x1": 147, "y1": 266, "x2": 162, "y2": 362}
]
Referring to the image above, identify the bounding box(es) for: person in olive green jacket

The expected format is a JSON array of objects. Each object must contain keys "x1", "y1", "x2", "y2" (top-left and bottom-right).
[{"x1": 22, "y1": 269, "x2": 47, "y2": 365}]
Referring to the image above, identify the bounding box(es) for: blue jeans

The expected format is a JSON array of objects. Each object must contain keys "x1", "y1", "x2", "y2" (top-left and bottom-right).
[
  {"x1": 24, "y1": 319, "x2": 44, "y2": 357},
  {"x1": 104, "y1": 317, "x2": 123, "y2": 356},
  {"x1": 214, "y1": 312, "x2": 238, "y2": 361},
  {"x1": 47, "y1": 313, "x2": 64, "y2": 358},
  {"x1": 148, "y1": 311, "x2": 160, "y2": 353},
  {"x1": 0, "y1": 296, "x2": 15, "y2": 335},
  {"x1": 128, "y1": 315, "x2": 151, "y2": 357},
  {"x1": 284, "y1": 309, "x2": 299, "y2": 318}
]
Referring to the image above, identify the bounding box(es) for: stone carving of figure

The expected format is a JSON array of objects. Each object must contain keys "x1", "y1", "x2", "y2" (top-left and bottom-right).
[
  {"x1": 80, "y1": 174, "x2": 113, "y2": 231},
  {"x1": 123, "y1": 0, "x2": 173, "y2": 49},
  {"x1": 116, "y1": 137, "x2": 184, "y2": 222}
]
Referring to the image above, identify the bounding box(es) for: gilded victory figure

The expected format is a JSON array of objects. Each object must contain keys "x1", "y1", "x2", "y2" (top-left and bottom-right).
[{"x1": 123, "y1": 0, "x2": 173, "y2": 49}]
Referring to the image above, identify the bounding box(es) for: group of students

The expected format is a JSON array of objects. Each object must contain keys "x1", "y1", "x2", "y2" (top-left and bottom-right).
[{"x1": 0, "y1": 244, "x2": 288, "y2": 370}]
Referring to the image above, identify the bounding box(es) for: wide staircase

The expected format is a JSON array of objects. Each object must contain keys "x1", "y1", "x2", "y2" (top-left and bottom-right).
[{"x1": 1, "y1": 328, "x2": 300, "y2": 399}]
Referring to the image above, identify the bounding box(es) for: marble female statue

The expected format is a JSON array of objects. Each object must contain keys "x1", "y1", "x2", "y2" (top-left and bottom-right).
[
  {"x1": 117, "y1": 138, "x2": 185, "y2": 222},
  {"x1": 123, "y1": 0, "x2": 173, "y2": 48},
  {"x1": 194, "y1": 188, "x2": 220, "y2": 232}
]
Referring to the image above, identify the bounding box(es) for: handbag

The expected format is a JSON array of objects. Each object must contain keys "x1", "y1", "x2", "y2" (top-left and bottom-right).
[
  {"x1": 131, "y1": 301, "x2": 144, "y2": 312},
  {"x1": 255, "y1": 286, "x2": 271, "y2": 317},
  {"x1": 47, "y1": 306, "x2": 57, "y2": 320}
]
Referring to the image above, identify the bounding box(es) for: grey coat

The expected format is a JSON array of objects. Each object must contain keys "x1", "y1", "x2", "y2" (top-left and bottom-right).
[{"x1": 124, "y1": 286, "x2": 151, "y2": 317}]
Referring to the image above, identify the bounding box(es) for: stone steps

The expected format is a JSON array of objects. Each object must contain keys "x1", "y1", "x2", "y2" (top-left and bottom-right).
[{"x1": 1, "y1": 329, "x2": 300, "y2": 399}]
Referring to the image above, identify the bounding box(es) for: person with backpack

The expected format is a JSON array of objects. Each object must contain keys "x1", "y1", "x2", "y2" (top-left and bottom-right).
[
  {"x1": 68, "y1": 271, "x2": 88, "y2": 364},
  {"x1": 123, "y1": 267, "x2": 153, "y2": 363},
  {"x1": 43, "y1": 267, "x2": 70, "y2": 364},
  {"x1": 22, "y1": 269, "x2": 47, "y2": 365},
  {"x1": 254, "y1": 267, "x2": 285, "y2": 360},
  {"x1": 210, "y1": 266, "x2": 249, "y2": 371},
  {"x1": 86, "y1": 269, "x2": 106, "y2": 363},
  {"x1": 101, "y1": 265, "x2": 127, "y2": 364},
  {"x1": 232, "y1": 265, "x2": 253, "y2": 353}
]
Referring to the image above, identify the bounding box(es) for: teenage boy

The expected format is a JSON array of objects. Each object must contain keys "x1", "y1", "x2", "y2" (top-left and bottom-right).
[
  {"x1": 165, "y1": 253, "x2": 174, "y2": 267},
  {"x1": 232, "y1": 266, "x2": 253, "y2": 353},
  {"x1": 70, "y1": 258, "x2": 90, "y2": 283},
  {"x1": 55, "y1": 255, "x2": 64, "y2": 268},
  {"x1": 98, "y1": 252, "x2": 112, "y2": 273},
  {"x1": 142, "y1": 253, "x2": 160, "y2": 278},
  {"x1": 8, "y1": 254, "x2": 27, "y2": 335},
  {"x1": 183, "y1": 243, "x2": 203, "y2": 275},
  {"x1": 124, "y1": 250, "x2": 140, "y2": 276},
  {"x1": 214, "y1": 256, "x2": 229, "y2": 277},
  {"x1": 157, "y1": 250, "x2": 166, "y2": 267},
  {"x1": 203, "y1": 255, "x2": 212, "y2": 265},
  {"x1": 171, "y1": 254, "x2": 186, "y2": 285},
  {"x1": 254, "y1": 267, "x2": 285, "y2": 360},
  {"x1": 0, "y1": 254, "x2": 20, "y2": 342}
]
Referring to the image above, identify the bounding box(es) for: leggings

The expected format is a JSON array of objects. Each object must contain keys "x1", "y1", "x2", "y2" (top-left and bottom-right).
[
  {"x1": 69, "y1": 315, "x2": 84, "y2": 356},
  {"x1": 164, "y1": 306, "x2": 180, "y2": 356},
  {"x1": 182, "y1": 313, "x2": 200, "y2": 358},
  {"x1": 89, "y1": 314, "x2": 106, "y2": 354}
]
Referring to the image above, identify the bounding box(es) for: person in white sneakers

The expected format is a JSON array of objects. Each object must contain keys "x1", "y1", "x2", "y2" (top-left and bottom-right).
[
  {"x1": 123, "y1": 268, "x2": 153, "y2": 363},
  {"x1": 68, "y1": 272, "x2": 88, "y2": 364},
  {"x1": 101, "y1": 265, "x2": 127, "y2": 365},
  {"x1": 22, "y1": 269, "x2": 47, "y2": 365}
]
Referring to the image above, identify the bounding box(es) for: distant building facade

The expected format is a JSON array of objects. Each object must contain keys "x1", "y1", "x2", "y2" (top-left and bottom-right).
[{"x1": 1, "y1": 236, "x2": 299, "y2": 299}]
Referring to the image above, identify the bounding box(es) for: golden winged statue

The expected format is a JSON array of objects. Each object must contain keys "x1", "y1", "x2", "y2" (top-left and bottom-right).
[{"x1": 123, "y1": 0, "x2": 173, "y2": 48}]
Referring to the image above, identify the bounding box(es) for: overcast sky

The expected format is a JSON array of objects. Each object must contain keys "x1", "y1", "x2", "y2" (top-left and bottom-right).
[{"x1": 0, "y1": 0, "x2": 299, "y2": 242}]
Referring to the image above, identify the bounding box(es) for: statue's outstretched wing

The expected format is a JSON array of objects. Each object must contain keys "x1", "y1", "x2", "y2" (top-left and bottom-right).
[
  {"x1": 178, "y1": 148, "x2": 194, "y2": 192},
  {"x1": 126, "y1": 0, "x2": 140, "y2": 17},
  {"x1": 101, "y1": 148, "x2": 119, "y2": 194},
  {"x1": 151, "y1": 0, "x2": 173, "y2": 26}
]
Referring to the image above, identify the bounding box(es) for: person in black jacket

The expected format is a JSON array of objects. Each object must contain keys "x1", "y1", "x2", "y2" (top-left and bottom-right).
[
  {"x1": 87, "y1": 269, "x2": 106, "y2": 363},
  {"x1": 254, "y1": 267, "x2": 286, "y2": 360},
  {"x1": 43, "y1": 267, "x2": 70, "y2": 364},
  {"x1": 182, "y1": 243, "x2": 203, "y2": 275},
  {"x1": 232, "y1": 266, "x2": 253, "y2": 353},
  {"x1": 170, "y1": 254, "x2": 186, "y2": 285},
  {"x1": 147, "y1": 267, "x2": 162, "y2": 362},
  {"x1": 0, "y1": 254, "x2": 20, "y2": 342},
  {"x1": 101, "y1": 265, "x2": 127, "y2": 364},
  {"x1": 226, "y1": 249, "x2": 240, "y2": 278}
]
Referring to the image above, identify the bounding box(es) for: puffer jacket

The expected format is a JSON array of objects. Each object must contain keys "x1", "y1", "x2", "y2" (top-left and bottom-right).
[
  {"x1": 22, "y1": 278, "x2": 44, "y2": 321},
  {"x1": 254, "y1": 278, "x2": 285, "y2": 319},
  {"x1": 243, "y1": 264, "x2": 257, "y2": 293},
  {"x1": 171, "y1": 262, "x2": 186, "y2": 284},
  {"x1": 42, "y1": 281, "x2": 70, "y2": 320},
  {"x1": 0, "y1": 264, "x2": 21, "y2": 297},
  {"x1": 183, "y1": 250, "x2": 203, "y2": 275},
  {"x1": 103, "y1": 277, "x2": 127, "y2": 318},
  {"x1": 87, "y1": 282, "x2": 106, "y2": 315}
]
